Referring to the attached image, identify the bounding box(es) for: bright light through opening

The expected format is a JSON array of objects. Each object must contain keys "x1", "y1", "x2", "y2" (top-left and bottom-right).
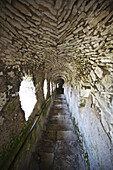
[
  {"x1": 19, "y1": 76, "x2": 37, "y2": 121},
  {"x1": 43, "y1": 79, "x2": 47, "y2": 99},
  {"x1": 56, "y1": 83, "x2": 59, "y2": 88},
  {"x1": 50, "y1": 82, "x2": 52, "y2": 95},
  {"x1": 53, "y1": 83, "x2": 56, "y2": 91}
]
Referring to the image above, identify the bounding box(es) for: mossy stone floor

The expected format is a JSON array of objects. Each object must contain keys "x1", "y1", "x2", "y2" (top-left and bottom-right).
[{"x1": 27, "y1": 94, "x2": 86, "y2": 170}]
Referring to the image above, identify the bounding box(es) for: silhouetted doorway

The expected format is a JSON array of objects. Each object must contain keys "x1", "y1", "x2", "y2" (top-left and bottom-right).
[{"x1": 56, "y1": 78, "x2": 64, "y2": 94}]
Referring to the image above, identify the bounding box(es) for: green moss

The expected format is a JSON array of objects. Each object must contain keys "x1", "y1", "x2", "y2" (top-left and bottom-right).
[
  {"x1": 0, "y1": 97, "x2": 52, "y2": 170},
  {"x1": 79, "y1": 102, "x2": 85, "y2": 107},
  {"x1": 75, "y1": 123, "x2": 79, "y2": 132},
  {"x1": 88, "y1": 75, "x2": 92, "y2": 82},
  {"x1": 73, "y1": 117, "x2": 75, "y2": 125},
  {"x1": 0, "y1": 119, "x2": 34, "y2": 170},
  {"x1": 41, "y1": 100, "x2": 45, "y2": 109},
  {"x1": 43, "y1": 99, "x2": 51, "y2": 116},
  {"x1": 85, "y1": 152, "x2": 90, "y2": 170},
  {"x1": 6, "y1": 99, "x2": 18, "y2": 114},
  {"x1": 72, "y1": 118, "x2": 90, "y2": 170},
  {"x1": 79, "y1": 98, "x2": 86, "y2": 108}
]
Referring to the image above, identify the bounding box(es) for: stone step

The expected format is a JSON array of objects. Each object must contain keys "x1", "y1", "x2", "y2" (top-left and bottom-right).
[
  {"x1": 41, "y1": 130, "x2": 57, "y2": 141},
  {"x1": 41, "y1": 130, "x2": 77, "y2": 142},
  {"x1": 49, "y1": 109, "x2": 69, "y2": 115},
  {"x1": 57, "y1": 130, "x2": 77, "y2": 141},
  {"x1": 51, "y1": 105, "x2": 69, "y2": 110},
  {"x1": 49, "y1": 115, "x2": 72, "y2": 122},
  {"x1": 48, "y1": 118, "x2": 72, "y2": 124},
  {"x1": 46, "y1": 123, "x2": 74, "y2": 131},
  {"x1": 27, "y1": 94, "x2": 86, "y2": 170},
  {"x1": 54, "y1": 140, "x2": 84, "y2": 170},
  {"x1": 35, "y1": 152, "x2": 54, "y2": 170},
  {"x1": 36, "y1": 139, "x2": 56, "y2": 152}
]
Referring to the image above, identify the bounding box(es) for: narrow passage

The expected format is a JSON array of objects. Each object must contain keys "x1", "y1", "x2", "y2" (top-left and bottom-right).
[{"x1": 29, "y1": 94, "x2": 86, "y2": 170}]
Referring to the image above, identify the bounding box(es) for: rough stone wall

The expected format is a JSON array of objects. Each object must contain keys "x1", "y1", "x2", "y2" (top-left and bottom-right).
[
  {"x1": 0, "y1": 0, "x2": 112, "y2": 80},
  {"x1": 34, "y1": 70, "x2": 45, "y2": 111},
  {"x1": 0, "y1": 63, "x2": 47, "y2": 150},
  {"x1": 0, "y1": 0, "x2": 112, "y2": 83},
  {"x1": 0, "y1": 0, "x2": 113, "y2": 169},
  {"x1": 0, "y1": 64, "x2": 24, "y2": 149},
  {"x1": 64, "y1": 80, "x2": 113, "y2": 169}
]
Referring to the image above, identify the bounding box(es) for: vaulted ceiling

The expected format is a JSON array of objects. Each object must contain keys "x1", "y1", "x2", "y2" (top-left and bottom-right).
[{"x1": 0, "y1": 0, "x2": 113, "y2": 83}]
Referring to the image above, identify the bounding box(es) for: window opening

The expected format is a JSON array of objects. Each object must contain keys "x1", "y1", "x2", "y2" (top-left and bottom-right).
[
  {"x1": 53, "y1": 83, "x2": 56, "y2": 91},
  {"x1": 19, "y1": 76, "x2": 37, "y2": 121},
  {"x1": 43, "y1": 79, "x2": 47, "y2": 99},
  {"x1": 50, "y1": 82, "x2": 52, "y2": 95}
]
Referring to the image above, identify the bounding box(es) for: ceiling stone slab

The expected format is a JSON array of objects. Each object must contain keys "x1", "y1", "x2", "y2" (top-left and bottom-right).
[{"x1": 0, "y1": 0, "x2": 112, "y2": 83}]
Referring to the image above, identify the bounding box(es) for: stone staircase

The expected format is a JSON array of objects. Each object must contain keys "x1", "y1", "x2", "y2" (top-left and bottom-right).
[{"x1": 28, "y1": 94, "x2": 86, "y2": 170}]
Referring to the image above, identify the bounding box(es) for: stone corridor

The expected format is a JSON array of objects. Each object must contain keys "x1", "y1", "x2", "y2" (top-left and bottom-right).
[
  {"x1": 25, "y1": 94, "x2": 86, "y2": 170},
  {"x1": 0, "y1": 0, "x2": 113, "y2": 169}
]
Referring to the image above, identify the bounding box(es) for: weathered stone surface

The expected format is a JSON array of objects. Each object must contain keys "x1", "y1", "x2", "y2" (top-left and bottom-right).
[
  {"x1": 0, "y1": 116, "x2": 4, "y2": 126},
  {"x1": 85, "y1": 0, "x2": 96, "y2": 12},
  {"x1": 0, "y1": 92, "x2": 7, "y2": 112},
  {"x1": 0, "y1": 0, "x2": 113, "y2": 169},
  {"x1": 101, "y1": 75, "x2": 112, "y2": 89},
  {"x1": 26, "y1": 94, "x2": 86, "y2": 170},
  {"x1": 89, "y1": 10, "x2": 109, "y2": 28},
  {"x1": 64, "y1": 84, "x2": 113, "y2": 170},
  {"x1": 54, "y1": 0, "x2": 62, "y2": 10},
  {"x1": 95, "y1": 66, "x2": 103, "y2": 79},
  {"x1": 90, "y1": 70, "x2": 96, "y2": 81},
  {"x1": 13, "y1": 1, "x2": 32, "y2": 16}
]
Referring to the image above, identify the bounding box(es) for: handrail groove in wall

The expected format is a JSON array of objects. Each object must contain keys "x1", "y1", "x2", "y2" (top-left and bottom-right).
[{"x1": 8, "y1": 97, "x2": 51, "y2": 170}]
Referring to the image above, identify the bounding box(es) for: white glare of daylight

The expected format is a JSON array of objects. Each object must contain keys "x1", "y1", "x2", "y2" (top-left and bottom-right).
[
  {"x1": 56, "y1": 83, "x2": 59, "y2": 88},
  {"x1": 43, "y1": 79, "x2": 47, "y2": 99},
  {"x1": 50, "y1": 82, "x2": 52, "y2": 95},
  {"x1": 53, "y1": 83, "x2": 56, "y2": 91},
  {"x1": 19, "y1": 76, "x2": 37, "y2": 121}
]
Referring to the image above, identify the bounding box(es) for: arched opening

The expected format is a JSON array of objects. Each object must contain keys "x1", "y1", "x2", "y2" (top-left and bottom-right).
[
  {"x1": 53, "y1": 82, "x2": 56, "y2": 92},
  {"x1": 19, "y1": 76, "x2": 37, "y2": 121},
  {"x1": 43, "y1": 79, "x2": 48, "y2": 100},
  {"x1": 56, "y1": 78, "x2": 64, "y2": 94},
  {"x1": 50, "y1": 81, "x2": 52, "y2": 96}
]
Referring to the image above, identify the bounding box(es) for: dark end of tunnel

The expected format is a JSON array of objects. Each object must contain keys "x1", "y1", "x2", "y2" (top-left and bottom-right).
[
  {"x1": 56, "y1": 78, "x2": 64, "y2": 94},
  {"x1": 56, "y1": 87, "x2": 64, "y2": 94}
]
